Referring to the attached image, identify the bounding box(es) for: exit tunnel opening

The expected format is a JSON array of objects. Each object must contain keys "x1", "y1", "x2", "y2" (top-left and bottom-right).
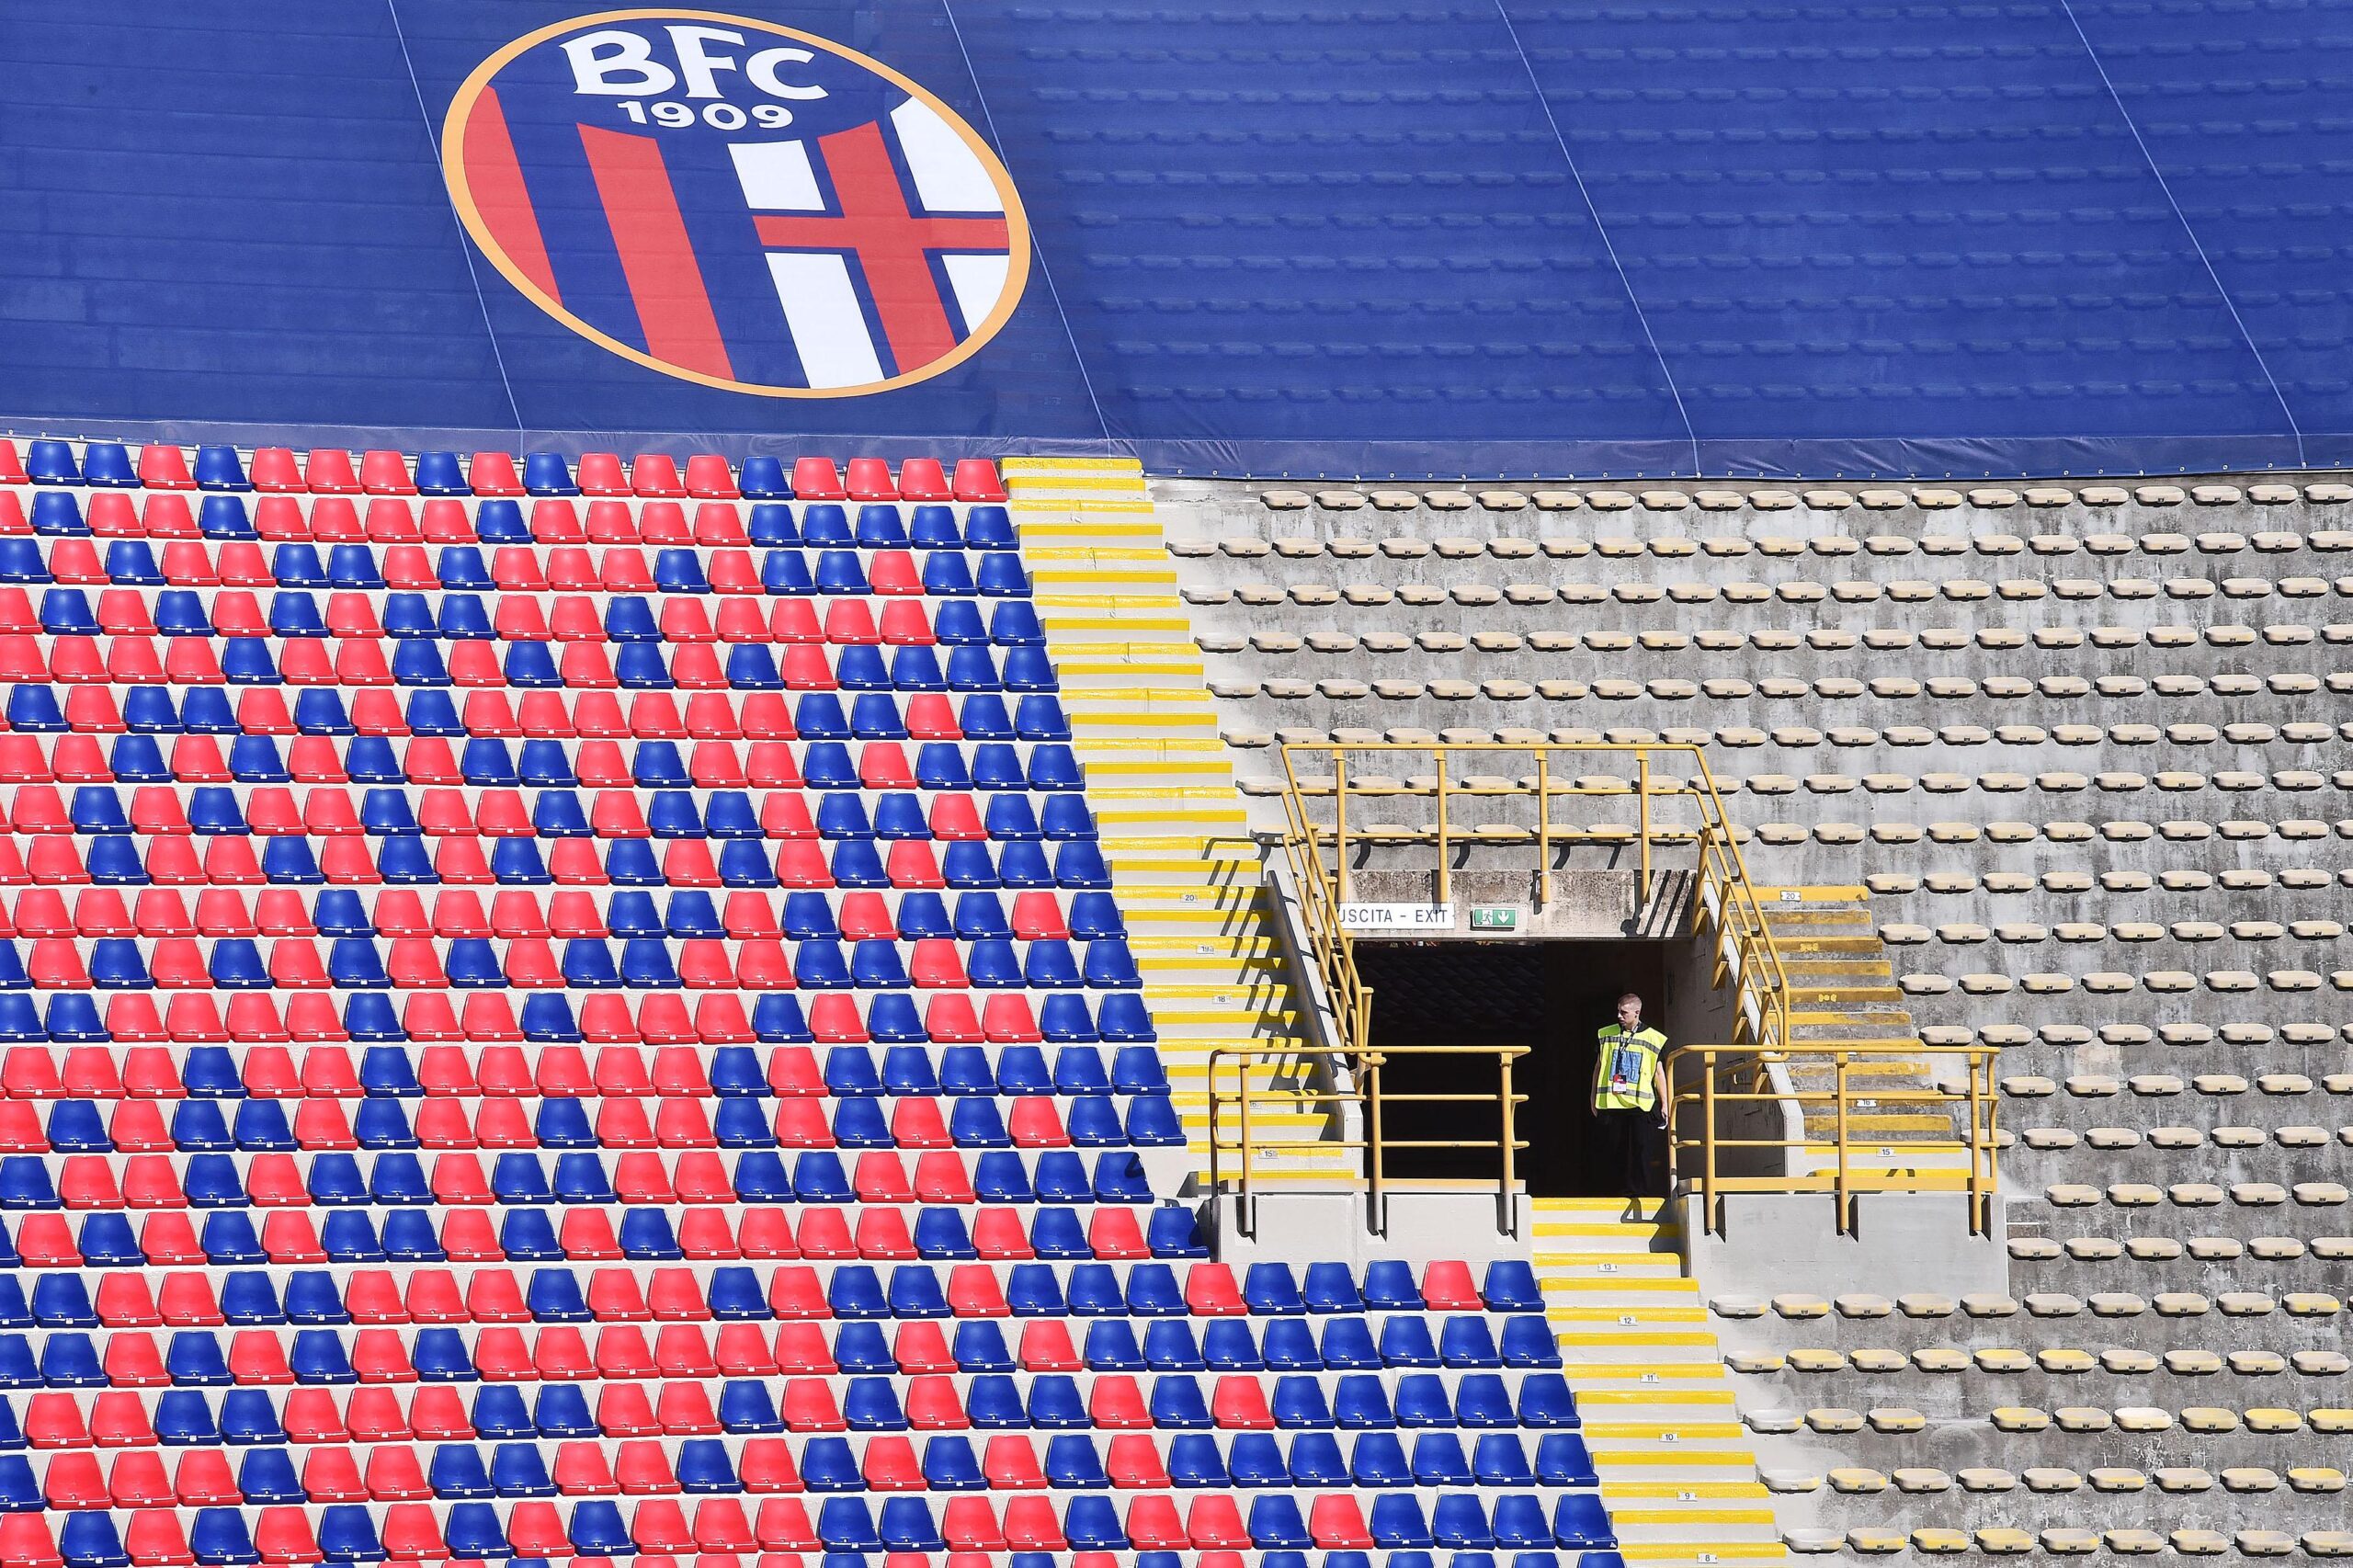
[{"x1": 1352, "y1": 938, "x2": 1676, "y2": 1199}]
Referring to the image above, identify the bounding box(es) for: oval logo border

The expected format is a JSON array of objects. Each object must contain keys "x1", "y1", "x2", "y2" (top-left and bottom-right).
[{"x1": 442, "y1": 6, "x2": 1032, "y2": 399}]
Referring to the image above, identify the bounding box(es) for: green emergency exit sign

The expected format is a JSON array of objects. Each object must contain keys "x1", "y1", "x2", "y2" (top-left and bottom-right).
[{"x1": 1471, "y1": 907, "x2": 1518, "y2": 930}]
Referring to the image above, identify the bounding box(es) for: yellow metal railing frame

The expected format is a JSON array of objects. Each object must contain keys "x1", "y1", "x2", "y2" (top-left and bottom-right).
[
  {"x1": 1269, "y1": 741, "x2": 1995, "y2": 1233},
  {"x1": 1665, "y1": 1042, "x2": 2000, "y2": 1236},
  {"x1": 1206, "y1": 1043, "x2": 1529, "y2": 1237},
  {"x1": 1275, "y1": 741, "x2": 1792, "y2": 1057}
]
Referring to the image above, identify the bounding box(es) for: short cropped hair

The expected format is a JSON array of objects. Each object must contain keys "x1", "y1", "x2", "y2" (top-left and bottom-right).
[{"x1": 1615, "y1": 991, "x2": 1643, "y2": 1006}]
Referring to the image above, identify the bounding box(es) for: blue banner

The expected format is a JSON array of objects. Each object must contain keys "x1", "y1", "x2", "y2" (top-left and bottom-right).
[{"x1": 0, "y1": 0, "x2": 2342, "y2": 476}]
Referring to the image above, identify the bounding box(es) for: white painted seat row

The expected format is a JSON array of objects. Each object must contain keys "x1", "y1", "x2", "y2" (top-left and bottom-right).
[{"x1": 1255, "y1": 483, "x2": 2353, "y2": 513}]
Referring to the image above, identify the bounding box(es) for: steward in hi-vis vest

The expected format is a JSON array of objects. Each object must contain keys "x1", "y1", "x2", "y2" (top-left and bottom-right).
[
  {"x1": 1590, "y1": 993, "x2": 1671, "y2": 1198},
  {"x1": 1592, "y1": 1021, "x2": 1668, "y2": 1113}
]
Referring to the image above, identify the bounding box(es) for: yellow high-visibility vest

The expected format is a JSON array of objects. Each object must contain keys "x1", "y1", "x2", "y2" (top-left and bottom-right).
[{"x1": 1592, "y1": 1024, "x2": 1667, "y2": 1112}]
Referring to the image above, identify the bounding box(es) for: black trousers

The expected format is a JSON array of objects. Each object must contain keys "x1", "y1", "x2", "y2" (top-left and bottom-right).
[{"x1": 1593, "y1": 1108, "x2": 1666, "y2": 1199}]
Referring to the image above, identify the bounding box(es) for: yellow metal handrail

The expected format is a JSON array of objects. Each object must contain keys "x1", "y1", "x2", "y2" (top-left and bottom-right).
[
  {"x1": 1275, "y1": 741, "x2": 1793, "y2": 1061},
  {"x1": 1665, "y1": 1042, "x2": 2000, "y2": 1236},
  {"x1": 1207, "y1": 1044, "x2": 1529, "y2": 1236}
]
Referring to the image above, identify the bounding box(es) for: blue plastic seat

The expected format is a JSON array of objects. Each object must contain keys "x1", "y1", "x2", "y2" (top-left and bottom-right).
[
  {"x1": 879, "y1": 1495, "x2": 945, "y2": 1552},
  {"x1": 1083, "y1": 1319, "x2": 1145, "y2": 1370},
  {"x1": 989, "y1": 599, "x2": 1045, "y2": 645},
  {"x1": 1435, "y1": 1495, "x2": 1498, "y2": 1551},
  {"x1": 740, "y1": 458, "x2": 789, "y2": 500},
  {"x1": 909, "y1": 506, "x2": 961, "y2": 548},
  {"x1": 1026, "y1": 1373, "x2": 1086, "y2": 1427},
  {"x1": 1534, "y1": 1432, "x2": 1597, "y2": 1486},
  {"x1": 1150, "y1": 1375, "x2": 1211, "y2": 1428},
  {"x1": 1348, "y1": 1430, "x2": 1412, "y2": 1486},
  {"x1": 1441, "y1": 1316, "x2": 1504, "y2": 1368},
  {"x1": 1203, "y1": 1319, "x2": 1264, "y2": 1370},
  {"x1": 1364, "y1": 1259, "x2": 1422, "y2": 1310},
  {"x1": 762, "y1": 547, "x2": 815, "y2": 592},
  {"x1": 1146, "y1": 1203, "x2": 1210, "y2": 1258},
  {"x1": 800, "y1": 504, "x2": 850, "y2": 545},
  {"x1": 1483, "y1": 1259, "x2": 1544, "y2": 1312},
  {"x1": 1245, "y1": 1263, "x2": 1307, "y2": 1316},
  {"x1": 963, "y1": 1373, "x2": 1026, "y2": 1428},
  {"x1": 1412, "y1": 1433, "x2": 1474, "y2": 1486},
  {"x1": 1552, "y1": 1495, "x2": 1617, "y2": 1550},
  {"x1": 1454, "y1": 1372, "x2": 1514, "y2": 1428},
  {"x1": 1055, "y1": 841, "x2": 1112, "y2": 888},
  {"x1": 1335, "y1": 1374, "x2": 1397, "y2": 1429},
  {"x1": 472, "y1": 498, "x2": 528, "y2": 543},
  {"x1": 1066, "y1": 1096, "x2": 1124, "y2": 1146},
  {"x1": 952, "y1": 1320, "x2": 1014, "y2": 1371},
  {"x1": 923, "y1": 553, "x2": 976, "y2": 597},
  {"x1": 523, "y1": 452, "x2": 576, "y2": 494},
  {"x1": 1501, "y1": 1315, "x2": 1562, "y2": 1368},
  {"x1": 967, "y1": 506, "x2": 1016, "y2": 548},
  {"x1": 1142, "y1": 1319, "x2": 1204, "y2": 1371},
  {"x1": 1517, "y1": 1371, "x2": 1579, "y2": 1426},
  {"x1": 29, "y1": 492, "x2": 85, "y2": 535},
  {"x1": 976, "y1": 553, "x2": 1029, "y2": 597},
  {"x1": 569, "y1": 1499, "x2": 632, "y2": 1557},
  {"x1": 1381, "y1": 1316, "x2": 1442, "y2": 1368},
  {"x1": 1165, "y1": 1432, "x2": 1227, "y2": 1487},
  {"x1": 949, "y1": 1097, "x2": 1009, "y2": 1148},
  {"x1": 1370, "y1": 1495, "x2": 1435, "y2": 1550}
]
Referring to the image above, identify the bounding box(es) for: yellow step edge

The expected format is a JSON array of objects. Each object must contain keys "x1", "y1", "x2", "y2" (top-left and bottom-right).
[
  {"x1": 1602, "y1": 1480, "x2": 1771, "y2": 1499},
  {"x1": 1607, "y1": 1508, "x2": 1778, "y2": 1528},
  {"x1": 1552, "y1": 1332, "x2": 1720, "y2": 1348},
  {"x1": 1026, "y1": 544, "x2": 1168, "y2": 561},
  {"x1": 999, "y1": 455, "x2": 1144, "y2": 472},
  {"x1": 1590, "y1": 1436, "x2": 1755, "y2": 1456}
]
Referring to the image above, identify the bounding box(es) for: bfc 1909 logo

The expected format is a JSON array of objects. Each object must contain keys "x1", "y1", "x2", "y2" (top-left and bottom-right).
[{"x1": 443, "y1": 10, "x2": 1029, "y2": 396}]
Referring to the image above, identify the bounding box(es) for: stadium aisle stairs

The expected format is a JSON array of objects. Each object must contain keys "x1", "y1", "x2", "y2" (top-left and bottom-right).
[
  {"x1": 1764, "y1": 889, "x2": 1972, "y2": 1189},
  {"x1": 1007, "y1": 459, "x2": 1341, "y2": 1176},
  {"x1": 1537, "y1": 1198, "x2": 1781, "y2": 1565}
]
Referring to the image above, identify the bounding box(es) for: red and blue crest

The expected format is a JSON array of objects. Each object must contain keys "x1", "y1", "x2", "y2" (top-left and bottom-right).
[{"x1": 444, "y1": 10, "x2": 1029, "y2": 396}]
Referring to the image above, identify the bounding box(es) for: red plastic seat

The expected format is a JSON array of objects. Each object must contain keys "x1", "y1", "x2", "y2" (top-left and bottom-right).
[
  {"x1": 685, "y1": 455, "x2": 738, "y2": 499},
  {"x1": 945, "y1": 1263, "x2": 1006, "y2": 1317},
  {"x1": 791, "y1": 458, "x2": 846, "y2": 500},
  {"x1": 1422, "y1": 1258, "x2": 1483, "y2": 1310},
  {"x1": 470, "y1": 452, "x2": 524, "y2": 495},
  {"x1": 982, "y1": 1436, "x2": 1045, "y2": 1489},
  {"x1": 867, "y1": 550, "x2": 921, "y2": 595},
  {"x1": 897, "y1": 459, "x2": 950, "y2": 502},
  {"x1": 304, "y1": 449, "x2": 360, "y2": 494},
  {"x1": 307, "y1": 497, "x2": 360, "y2": 541},
  {"x1": 952, "y1": 459, "x2": 1007, "y2": 502},
  {"x1": 1310, "y1": 1494, "x2": 1374, "y2": 1549},
  {"x1": 631, "y1": 453, "x2": 688, "y2": 498},
  {"x1": 360, "y1": 449, "x2": 416, "y2": 494},
  {"x1": 576, "y1": 452, "x2": 630, "y2": 495},
  {"x1": 766, "y1": 1267, "x2": 827, "y2": 1319},
  {"x1": 1211, "y1": 1373, "x2": 1276, "y2": 1429},
  {"x1": 852, "y1": 1207, "x2": 915, "y2": 1260},
  {"x1": 1121, "y1": 1494, "x2": 1189, "y2": 1550},
  {"x1": 1006, "y1": 1097, "x2": 1069, "y2": 1149},
  {"x1": 1087, "y1": 1207, "x2": 1149, "y2": 1259},
  {"x1": 981, "y1": 995, "x2": 1041, "y2": 1044},
  {"x1": 1187, "y1": 1495, "x2": 1253, "y2": 1550},
  {"x1": 753, "y1": 1498, "x2": 819, "y2": 1552},
  {"x1": 941, "y1": 1498, "x2": 1005, "y2": 1553},
  {"x1": 1186, "y1": 1264, "x2": 1247, "y2": 1316},
  {"x1": 1017, "y1": 1319, "x2": 1080, "y2": 1372},
  {"x1": 779, "y1": 1380, "x2": 845, "y2": 1433},
  {"x1": 845, "y1": 457, "x2": 897, "y2": 500}
]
